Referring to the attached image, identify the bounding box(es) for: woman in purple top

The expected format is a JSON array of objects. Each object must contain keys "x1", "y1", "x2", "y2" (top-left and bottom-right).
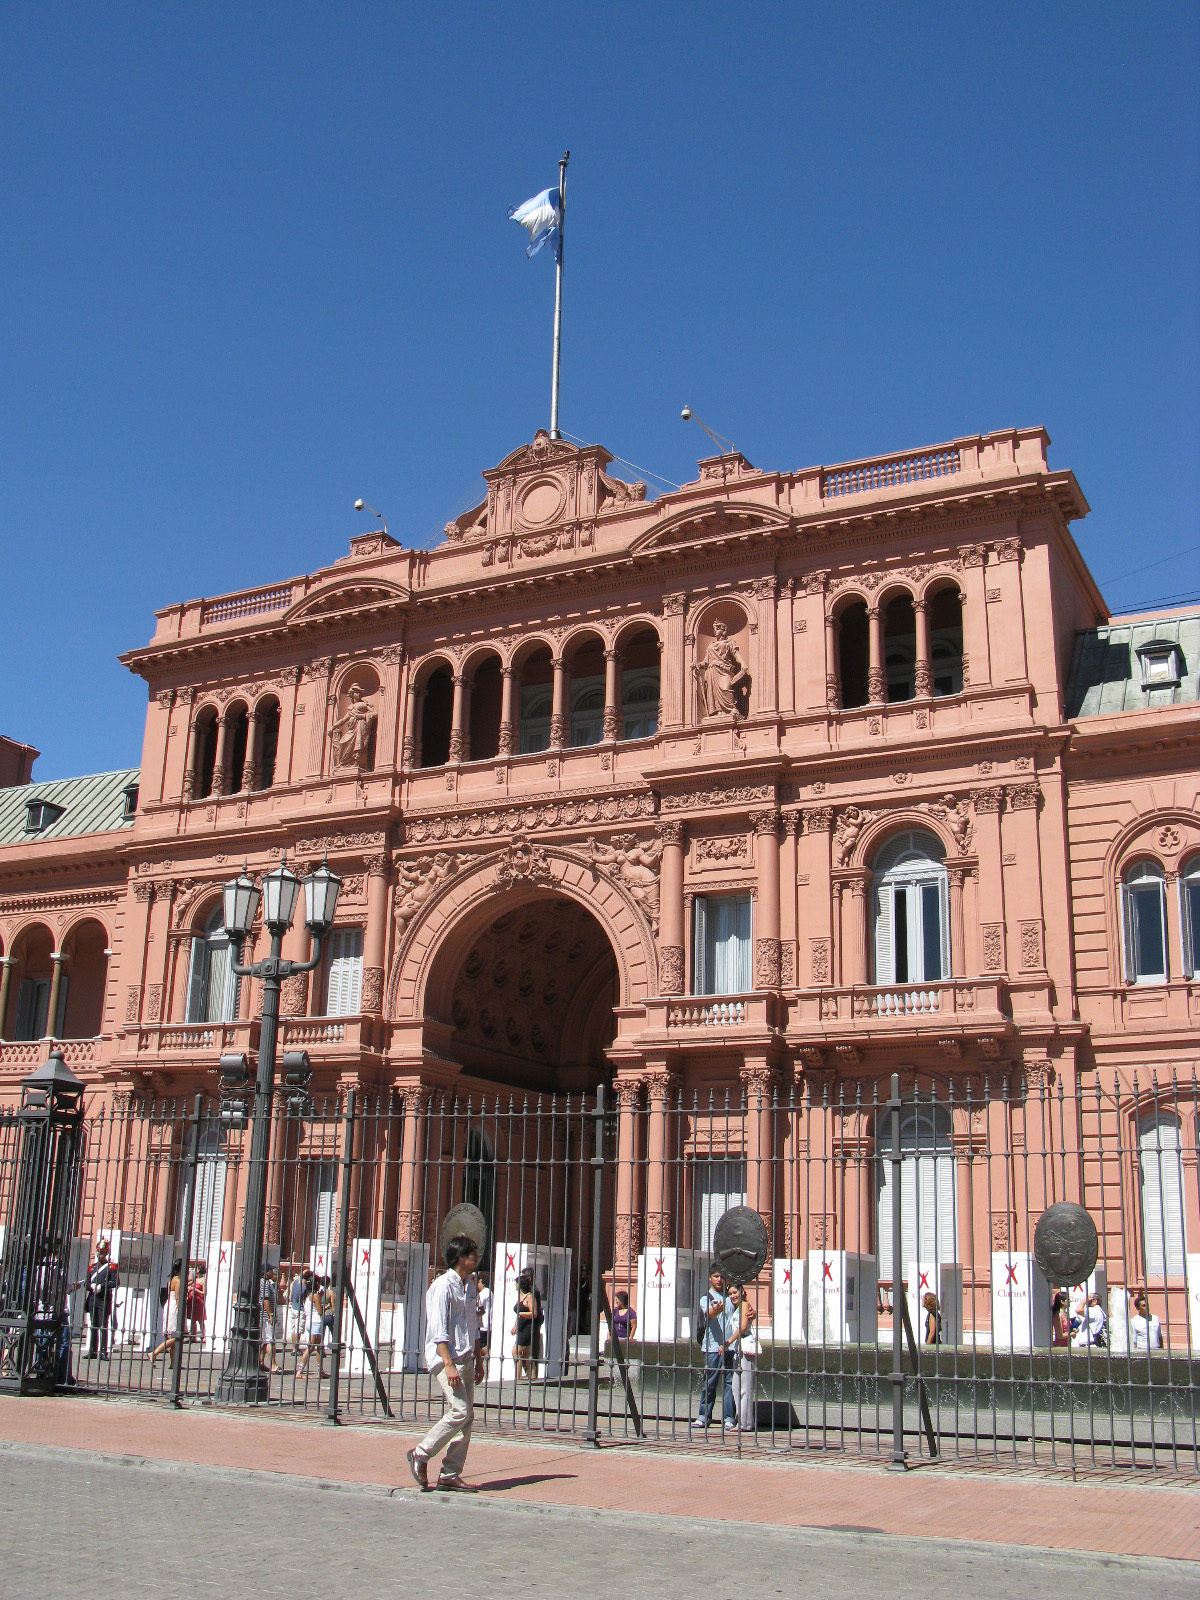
[{"x1": 612, "y1": 1291, "x2": 636, "y2": 1342}]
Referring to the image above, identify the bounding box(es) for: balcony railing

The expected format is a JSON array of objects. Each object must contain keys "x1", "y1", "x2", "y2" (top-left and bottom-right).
[
  {"x1": 822, "y1": 446, "x2": 961, "y2": 500},
  {"x1": 0, "y1": 1037, "x2": 100, "y2": 1072},
  {"x1": 789, "y1": 979, "x2": 1007, "y2": 1033},
  {"x1": 199, "y1": 582, "x2": 295, "y2": 627}
]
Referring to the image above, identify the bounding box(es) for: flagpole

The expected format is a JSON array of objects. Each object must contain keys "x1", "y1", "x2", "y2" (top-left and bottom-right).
[{"x1": 550, "y1": 150, "x2": 569, "y2": 440}]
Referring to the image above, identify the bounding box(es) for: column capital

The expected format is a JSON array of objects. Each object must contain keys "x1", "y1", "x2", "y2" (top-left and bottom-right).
[
  {"x1": 604, "y1": 647, "x2": 620, "y2": 663},
  {"x1": 749, "y1": 808, "x2": 781, "y2": 837},
  {"x1": 658, "y1": 818, "x2": 686, "y2": 847}
]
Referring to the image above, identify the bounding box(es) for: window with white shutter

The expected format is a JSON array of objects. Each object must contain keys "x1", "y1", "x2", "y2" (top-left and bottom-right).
[
  {"x1": 876, "y1": 1102, "x2": 958, "y2": 1281},
  {"x1": 872, "y1": 831, "x2": 949, "y2": 985},
  {"x1": 184, "y1": 1122, "x2": 227, "y2": 1258},
  {"x1": 186, "y1": 907, "x2": 240, "y2": 1023},
  {"x1": 1178, "y1": 857, "x2": 1200, "y2": 978},
  {"x1": 1139, "y1": 1111, "x2": 1187, "y2": 1277},
  {"x1": 311, "y1": 1162, "x2": 339, "y2": 1253},
  {"x1": 324, "y1": 927, "x2": 363, "y2": 1016},
  {"x1": 693, "y1": 1159, "x2": 748, "y2": 1252}
]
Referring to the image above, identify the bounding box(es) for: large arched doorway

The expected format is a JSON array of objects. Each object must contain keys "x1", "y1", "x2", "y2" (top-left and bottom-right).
[{"x1": 425, "y1": 890, "x2": 619, "y2": 1095}]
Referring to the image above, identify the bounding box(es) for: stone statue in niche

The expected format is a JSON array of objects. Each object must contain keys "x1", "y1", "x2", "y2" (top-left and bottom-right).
[
  {"x1": 589, "y1": 832, "x2": 662, "y2": 933},
  {"x1": 330, "y1": 684, "x2": 377, "y2": 770},
  {"x1": 694, "y1": 620, "x2": 750, "y2": 718}
]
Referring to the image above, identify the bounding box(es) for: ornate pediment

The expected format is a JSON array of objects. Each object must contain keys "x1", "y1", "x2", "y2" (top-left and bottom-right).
[
  {"x1": 630, "y1": 500, "x2": 793, "y2": 555},
  {"x1": 285, "y1": 579, "x2": 409, "y2": 625},
  {"x1": 442, "y1": 430, "x2": 622, "y2": 551}
]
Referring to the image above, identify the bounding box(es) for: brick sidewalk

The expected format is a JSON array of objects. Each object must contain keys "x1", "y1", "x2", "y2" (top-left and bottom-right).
[{"x1": 1, "y1": 1396, "x2": 1196, "y2": 1561}]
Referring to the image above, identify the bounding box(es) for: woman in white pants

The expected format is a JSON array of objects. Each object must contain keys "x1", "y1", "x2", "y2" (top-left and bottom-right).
[{"x1": 729, "y1": 1285, "x2": 760, "y2": 1432}]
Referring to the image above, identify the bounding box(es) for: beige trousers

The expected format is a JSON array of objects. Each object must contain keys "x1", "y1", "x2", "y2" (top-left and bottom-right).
[{"x1": 416, "y1": 1366, "x2": 475, "y2": 1478}]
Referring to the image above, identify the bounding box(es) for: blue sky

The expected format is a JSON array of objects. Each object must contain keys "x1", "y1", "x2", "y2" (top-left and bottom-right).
[{"x1": 3, "y1": 4, "x2": 1197, "y2": 779}]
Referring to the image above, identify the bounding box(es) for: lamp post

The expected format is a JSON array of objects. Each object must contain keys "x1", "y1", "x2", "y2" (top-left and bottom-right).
[{"x1": 216, "y1": 855, "x2": 340, "y2": 1402}]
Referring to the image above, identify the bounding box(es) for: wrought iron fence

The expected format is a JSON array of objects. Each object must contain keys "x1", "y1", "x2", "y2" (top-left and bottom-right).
[{"x1": 0, "y1": 1068, "x2": 1196, "y2": 1473}]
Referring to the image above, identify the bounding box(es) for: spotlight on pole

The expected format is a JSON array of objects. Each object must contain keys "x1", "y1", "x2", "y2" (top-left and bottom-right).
[
  {"x1": 680, "y1": 405, "x2": 736, "y2": 458},
  {"x1": 354, "y1": 499, "x2": 388, "y2": 537}
]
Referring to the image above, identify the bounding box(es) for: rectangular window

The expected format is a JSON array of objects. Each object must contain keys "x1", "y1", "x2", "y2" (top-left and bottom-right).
[
  {"x1": 15, "y1": 977, "x2": 50, "y2": 1041},
  {"x1": 921, "y1": 884, "x2": 943, "y2": 982},
  {"x1": 568, "y1": 675, "x2": 604, "y2": 748},
  {"x1": 519, "y1": 686, "x2": 552, "y2": 755},
  {"x1": 1181, "y1": 877, "x2": 1200, "y2": 978},
  {"x1": 325, "y1": 927, "x2": 364, "y2": 1016},
  {"x1": 311, "y1": 1162, "x2": 339, "y2": 1252},
  {"x1": 1125, "y1": 880, "x2": 1167, "y2": 983},
  {"x1": 692, "y1": 1159, "x2": 748, "y2": 1253},
  {"x1": 693, "y1": 895, "x2": 752, "y2": 995}
]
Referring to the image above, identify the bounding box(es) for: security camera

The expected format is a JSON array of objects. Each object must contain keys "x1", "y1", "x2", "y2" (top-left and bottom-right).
[
  {"x1": 354, "y1": 498, "x2": 365, "y2": 512},
  {"x1": 680, "y1": 405, "x2": 692, "y2": 421}
]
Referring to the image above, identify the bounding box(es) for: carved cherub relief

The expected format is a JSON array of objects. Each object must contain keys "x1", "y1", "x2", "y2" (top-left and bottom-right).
[{"x1": 589, "y1": 832, "x2": 662, "y2": 932}]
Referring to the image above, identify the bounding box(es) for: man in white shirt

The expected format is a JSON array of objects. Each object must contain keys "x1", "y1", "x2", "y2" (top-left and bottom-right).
[
  {"x1": 476, "y1": 1271, "x2": 492, "y2": 1342},
  {"x1": 1129, "y1": 1291, "x2": 1164, "y2": 1351},
  {"x1": 407, "y1": 1236, "x2": 484, "y2": 1492}
]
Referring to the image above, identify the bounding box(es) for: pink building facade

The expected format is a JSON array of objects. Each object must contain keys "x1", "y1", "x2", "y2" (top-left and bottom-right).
[{"x1": 1, "y1": 426, "x2": 1197, "y2": 1333}]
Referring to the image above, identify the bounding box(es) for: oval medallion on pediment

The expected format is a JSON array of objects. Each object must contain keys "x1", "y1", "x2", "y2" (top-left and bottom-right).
[{"x1": 518, "y1": 476, "x2": 565, "y2": 527}]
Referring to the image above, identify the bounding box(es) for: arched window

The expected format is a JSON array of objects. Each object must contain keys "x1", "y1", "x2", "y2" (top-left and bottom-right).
[
  {"x1": 256, "y1": 698, "x2": 281, "y2": 790},
  {"x1": 872, "y1": 831, "x2": 949, "y2": 986},
  {"x1": 1138, "y1": 1110, "x2": 1187, "y2": 1277},
  {"x1": 929, "y1": 589, "x2": 964, "y2": 697},
  {"x1": 1122, "y1": 862, "x2": 1168, "y2": 984},
  {"x1": 876, "y1": 1101, "x2": 957, "y2": 1282},
  {"x1": 420, "y1": 669, "x2": 454, "y2": 768},
  {"x1": 1180, "y1": 856, "x2": 1200, "y2": 977},
  {"x1": 884, "y1": 594, "x2": 916, "y2": 703},
  {"x1": 569, "y1": 680, "x2": 605, "y2": 747},
  {"x1": 838, "y1": 601, "x2": 869, "y2": 709},
  {"x1": 464, "y1": 1127, "x2": 496, "y2": 1244},
  {"x1": 193, "y1": 709, "x2": 218, "y2": 800},
  {"x1": 186, "y1": 906, "x2": 241, "y2": 1024},
  {"x1": 519, "y1": 687, "x2": 552, "y2": 754},
  {"x1": 226, "y1": 705, "x2": 249, "y2": 793},
  {"x1": 467, "y1": 657, "x2": 503, "y2": 762},
  {"x1": 622, "y1": 670, "x2": 660, "y2": 741}
]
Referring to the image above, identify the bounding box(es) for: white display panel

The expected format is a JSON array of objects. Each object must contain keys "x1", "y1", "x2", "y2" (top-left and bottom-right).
[
  {"x1": 348, "y1": 1237, "x2": 429, "y2": 1373},
  {"x1": 204, "y1": 1240, "x2": 280, "y2": 1353},
  {"x1": 990, "y1": 1253, "x2": 1051, "y2": 1349},
  {"x1": 635, "y1": 1248, "x2": 712, "y2": 1343},
  {"x1": 101, "y1": 1231, "x2": 175, "y2": 1351},
  {"x1": 487, "y1": 1241, "x2": 572, "y2": 1381},
  {"x1": 771, "y1": 1258, "x2": 807, "y2": 1344},
  {"x1": 905, "y1": 1261, "x2": 963, "y2": 1348},
  {"x1": 807, "y1": 1251, "x2": 878, "y2": 1344}
]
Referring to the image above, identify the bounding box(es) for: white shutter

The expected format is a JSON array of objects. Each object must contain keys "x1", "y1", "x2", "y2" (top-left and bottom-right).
[
  {"x1": 187, "y1": 937, "x2": 208, "y2": 1022},
  {"x1": 313, "y1": 1163, "x2": 339, "y2": 1251},
  {"x1": 694, "y1": 1160, "x2": 747, "y2": 1252},
  {"x1": 325, "y1": 928, "x2": 363, "y2": 1017},
  {"x1": 874, "y1": 886, "x2": 894, "y2": 985},
  {"x1": 1140, "y1": 1114, "x2": 1187, "y2": 1277},
  {"x1": 188, "y1": 1125, "x2": 227, "y2": 1258},
  {"x1": 1178, "y1": 875, "x2": 1196, "y2": 978},
  {"x1": 693, "y1": 897, "x2": 708, "y2": 995},
  {"x1": 1119, "y1": 885, "x2": 1136, "y2": 983}
]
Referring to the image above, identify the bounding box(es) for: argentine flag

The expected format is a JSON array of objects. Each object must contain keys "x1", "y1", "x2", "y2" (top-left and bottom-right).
[{"x1": 509, "y1": 186, "x2": 562, "y2": 259}]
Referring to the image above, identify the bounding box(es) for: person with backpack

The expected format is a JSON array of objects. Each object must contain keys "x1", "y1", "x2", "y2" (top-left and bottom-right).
[{"x1": 694, "y1": 1266, "x2": 737, "y2": 1431}]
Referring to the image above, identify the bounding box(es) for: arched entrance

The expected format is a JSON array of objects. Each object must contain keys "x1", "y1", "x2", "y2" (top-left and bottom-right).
[{"x1": 425, "y1": 890, "x2": 619, "y2": 1094}]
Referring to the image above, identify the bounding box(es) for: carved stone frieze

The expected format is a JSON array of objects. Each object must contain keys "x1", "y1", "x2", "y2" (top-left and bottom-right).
[
  {"x1": 496, "y1": 840, "x2": 553, "y2": 891},
  {"x1": 695, "y1": 835, "x2": 748, "y2": 865},
  {"x1": 279, "y1": 973, "x2": 309, "y2": 1016},
  {"x1": 660, "y1": 783, "x2": 773, "y2": 813},
  {"x1": 810, "y1": 937, "x2": 831, "y2": 985},
  {"x1": 404, "y1": 789, "x2": 656, "y2": 845},
  {"x1": 360, "y1": 966, "x2": 384, "y2": 1015},
  {"x1": 981, "y1": 923, "x2": 1004, "y2": 971},
  {"x1": 755, "y1": 937, "x2": 782, "y2": 989},
  {"x1": 1019, "y1": 920, "x2": 1043, "y2": 970}
]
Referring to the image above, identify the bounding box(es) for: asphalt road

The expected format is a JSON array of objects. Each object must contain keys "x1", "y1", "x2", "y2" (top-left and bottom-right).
[{"x1": 0, "y1": 1445, "x2": 1192, "y2": 1599}]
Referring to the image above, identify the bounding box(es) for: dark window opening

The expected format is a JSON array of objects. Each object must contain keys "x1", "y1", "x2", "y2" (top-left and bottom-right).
[
  {"x1": 929, "y1": 589, "x2": 964, "y2": 697},
  {"x1": 885, "y1": 594, "x2": 916, "y2": 702},
  {"x1": 194, "y1": 712, "x2": 218, "y2": 800},
  {"x1": 420, "y1": 669, "x2": 454, "y2": 768},
  {"x1": 838, "y1": 602, "x2": 869, "y2": 709},
  {"x1": 227, "y1": 707, "x2": 250, "y2": 793},
  {"x1": 468, "y1": 658, "x2": 503, "y2": 762},
  {"x1": 258, "y1": 700, "x2": 281, "y2": 789}
]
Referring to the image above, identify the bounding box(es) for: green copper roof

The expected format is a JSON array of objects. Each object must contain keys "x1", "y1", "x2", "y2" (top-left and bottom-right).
[
  {"x1": 0, "y1": 768, "x2": 140, "y2": 847},
  {"x1": 1067, "y1": 614, "x2": 1200, "y2": 718}
]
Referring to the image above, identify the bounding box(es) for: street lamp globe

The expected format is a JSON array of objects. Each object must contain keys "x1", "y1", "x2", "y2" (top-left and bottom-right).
[
  {"x1": 222, "y1": 863, "x2": 261, "y2": 940},
  {"x1": 304, "y1": 856, "x2": 342, "y2": 935},
  {"x1": 261, "y1": 857, "x2": 303, "y2": 933}
]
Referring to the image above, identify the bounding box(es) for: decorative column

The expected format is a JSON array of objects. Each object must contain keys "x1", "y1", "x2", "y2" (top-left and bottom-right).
[
  {"x1": 661, "y1": 593, "x2": 686, "y2": 728},
  {"x1": 847, "y1": 876, "x2": 869, "y2": 986},
  {"x1": 401, "y1": 679, "x2": 419, "y2": 768},
  {"x1": 644, "y1": 1068, "x2": 677, "y2": 1248},
  {"x1": 1004, "y1": 781, "x2": 1046, "y2": 974},
  {"x1": 972, "y1": 787, "x2": 1007, "y2": 975},
  {"x1": 780, "y1": 812, "x2": 799, "y2": 988},
  {"x1": 396, "y1": 1084, "x2": 430, "y2": 1243},
  {"x1": 751, "y1": 809, "x2": 782, "y2": 988},
  {"x1": 279, "y1": 914, "x2": 313, "y2": 1018},
  {"x1": 948, "y1": 865, "x2": 967, "y2": 980},
  {"x1": 825, "y1": 610, "x2": 842, "y2": 710},
  {"x1": 211, "y1": 714, "x2": 232, "y2": 797},
  {"x1": 243, "y1": 709, "x2": 262, "y2": 792},
  {"x1": 804, "y1": 807, "x2": 835, "y2": 987},
  {"x1": 0, "y1": 957, "x2": 13, "y2": 1039},
  {"x1": 913, "y1": 599, "x2": 932, "y2": 698},
  {"x1": 602, "y1": 648, "x2": 621, "y2": 742},
  {"x1": 550, "y1": 656, "x2": 567, "y2": 748},
  {"x1": 448, "y1": 672, "x2": 466, "y2": 764},
  {"x1": 754, "y1": 574, "x2": 778, "y2": 713},
  {"x1": 831, "y1": 880, "x2": 844, "y2": 987},
  {"x1": 177, "y1": 689, "x2": 198, "y2": 802},
  {"x1": 304, "y1": 657, "x2": 334, "y2": 778},
  {"x1": 867, "y1": 606, "x2": 885, "y2": 704},
  {"x1": 614, "y1": 1078, "x2": 643, "y2": 1268},
  {"x1": 498, "y1": 667, "x2": 516, "y2": 757},
  {"x1": 658, "y1": 819, "x2": 685, "y2": 995},
  {"x1": 362, "y1": 853, "x2": 389, "y2": 1015},
  {"x1": 344, "y1": 1080, "x2": 367, "y2": 1240},
  {"x1": 44, "y1": 951, "x2": 66, "y2": 1040},
  {"x1": 741, "y1": 1061, "x2": 777, "y2": 1260}
]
